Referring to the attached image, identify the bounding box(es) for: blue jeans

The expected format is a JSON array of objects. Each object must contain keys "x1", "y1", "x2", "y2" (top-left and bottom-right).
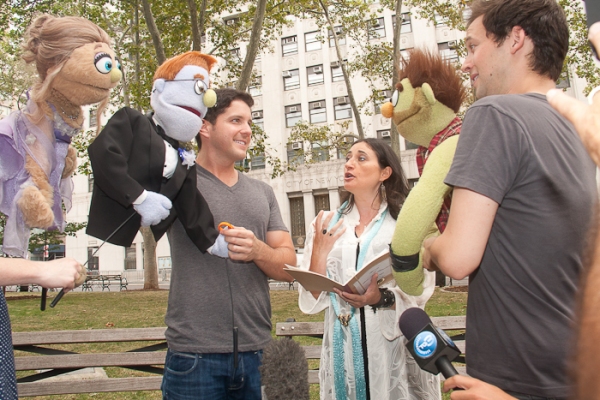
[{"x1": 161, "y1": 349, "x2": 263, "y2": 400}]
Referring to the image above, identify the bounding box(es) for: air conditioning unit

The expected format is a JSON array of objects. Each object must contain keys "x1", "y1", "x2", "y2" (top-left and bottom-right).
[
  {"x1": 371, "y1": 19, "x2": 381, "y2": 28},
  {"x1": 334, "y1": 26, "x2": 343, "y2": 34},
  {"x1": 313, "y1": 66, "x2": 323, "y2": 74},
  {"x1": 335, "y1": 96, "x2": 348, "y2": 105},
  {"x1": 381, "y1": 130, "x2": 391, "y2": 138},
  {"x1": 312, "y1": 102, "x2": 323, "y2": 109},
  {"x1": 226, "y1": 19, "x2": 236, "y2": 26},
  {"x1": 288, "y1": 106, "x2": 298, "y2": 113},
  {"x1": 282, "y1": 71, "x2": 293, "y2": 78},
  {"x1": 402, "y1": 13, "x2": 411, "y2": 23},
  {"x1": 251, "y1": 111, "x2": 263, "y2": 119},
  {"x1": 342, "y1": 136, "x2": 355, "y2": 144},
  {"x1": 292, "y1": 142, "x2": 303, "y2": 150},
  {"x1": 448, "y1": 40, "x2": 457, "y2": 49},
  {"x1": 331, "y1": 61, "x2": 340, "y2": 68},
  {"x1": 284, "y1": 36, "x2": 297, "y2": 44}
]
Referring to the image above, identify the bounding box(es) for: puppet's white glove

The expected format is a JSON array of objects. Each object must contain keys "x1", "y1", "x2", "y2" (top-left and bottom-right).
[
  {"x1": 207, "y1": 234, "x2": 229, "y2": 258},
  {"x1": 133, "y1": 191, "x2": 172, "y2": 226}
]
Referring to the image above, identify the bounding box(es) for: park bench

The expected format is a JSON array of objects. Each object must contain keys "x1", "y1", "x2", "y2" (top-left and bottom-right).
[
  {"x1": 275, "y1": 315, "x2": 466, "y2": 384},
  {"x1": 13, "y1": 327, "x2": 166, "y2": 397},
  {"x1": 81, "y1": 274, "x2": 128, "y2": 291}
]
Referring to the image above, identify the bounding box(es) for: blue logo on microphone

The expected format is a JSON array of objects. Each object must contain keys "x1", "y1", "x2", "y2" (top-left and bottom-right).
[{"x1": 414, "y1": 331, "x2": 437, "y2": 358}]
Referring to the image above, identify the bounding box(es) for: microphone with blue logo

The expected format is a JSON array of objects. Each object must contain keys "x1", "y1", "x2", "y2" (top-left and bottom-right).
[{"x1": 399, "y1": 307, "x2": 462, "y2": 379}]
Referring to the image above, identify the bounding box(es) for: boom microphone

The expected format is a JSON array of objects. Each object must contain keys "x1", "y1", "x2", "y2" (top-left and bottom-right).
[
  {"x1": 399, "y1": 307, "x2": 461, "y2": 379},
  {"x1": 259, "y1": 338, "x2": 310, "y2": 400}
]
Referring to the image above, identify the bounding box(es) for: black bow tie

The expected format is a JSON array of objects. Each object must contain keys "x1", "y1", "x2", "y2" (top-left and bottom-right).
[{"x1": 154, "y1": 121, "x2": 180, "y2": 149}]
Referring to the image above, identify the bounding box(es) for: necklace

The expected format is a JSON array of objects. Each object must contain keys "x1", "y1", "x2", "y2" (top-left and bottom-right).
[{"x1": 50, "y1": 89, "x2": 80, "y2": 121}]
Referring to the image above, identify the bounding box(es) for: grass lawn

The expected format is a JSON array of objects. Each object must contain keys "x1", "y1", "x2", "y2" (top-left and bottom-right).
[{"x1": 6, "y1": 286, "x2": 467, "y2": 399}]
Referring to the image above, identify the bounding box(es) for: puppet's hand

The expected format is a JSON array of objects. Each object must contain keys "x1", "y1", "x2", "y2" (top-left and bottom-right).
[{"x1": 133, "y1": 191, "x2": 172, "y2": 226}]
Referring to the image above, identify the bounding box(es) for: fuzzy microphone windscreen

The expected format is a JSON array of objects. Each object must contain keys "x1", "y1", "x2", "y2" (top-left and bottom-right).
[{"x1": 260, "y1": 338, "x2": 310, "y2": 400}]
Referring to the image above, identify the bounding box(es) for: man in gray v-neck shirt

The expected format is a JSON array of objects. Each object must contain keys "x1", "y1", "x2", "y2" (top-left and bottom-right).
[{"x1": 162, "y1": 89, "x2": 295, "y2": 400}]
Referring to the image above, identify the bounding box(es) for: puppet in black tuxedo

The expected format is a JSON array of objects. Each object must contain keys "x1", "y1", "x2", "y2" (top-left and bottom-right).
[{"x1": 86, "y1": 51, "x2": 227, "y2": 256}]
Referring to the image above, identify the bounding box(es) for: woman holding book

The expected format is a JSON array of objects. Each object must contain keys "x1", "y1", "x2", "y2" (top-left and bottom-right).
[{"x1": 298, "y1": 138, "x2": 439, "y2": 400}]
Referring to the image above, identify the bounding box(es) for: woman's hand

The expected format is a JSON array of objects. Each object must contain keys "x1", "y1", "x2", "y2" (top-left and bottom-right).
[
  {"x1": 334, "y1": 273, "x2": 381, "y2": 309},
  {"x1": 308, "y1": 210, "x2": 346, "y2": 276}
]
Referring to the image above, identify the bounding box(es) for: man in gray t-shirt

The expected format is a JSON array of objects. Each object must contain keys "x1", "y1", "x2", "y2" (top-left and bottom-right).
[
  {"x1": 162, "y1": 89, "x2": 295, "y2": 400},
  {"x1": 423, "y1": 1, "x2": 597, "y2": 399}
]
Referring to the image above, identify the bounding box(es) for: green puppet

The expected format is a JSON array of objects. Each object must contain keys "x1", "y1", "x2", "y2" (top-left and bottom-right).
[{"x1": 381, "y1": 49, "x2": 467, "y2": 295}]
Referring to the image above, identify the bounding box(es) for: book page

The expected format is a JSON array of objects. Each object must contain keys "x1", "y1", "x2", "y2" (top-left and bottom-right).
[
  {"x1": 344, "y1": 253, "x2": 393, "y2": 294},
  {"x1": 284, "y1": 252, "x2": 393, "y2": 295},
  {"x1": 284, "y1": 265, "x2": 345, "y2": 293}
]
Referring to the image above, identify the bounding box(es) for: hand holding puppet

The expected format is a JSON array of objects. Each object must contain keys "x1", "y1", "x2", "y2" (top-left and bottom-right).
[
  {"x1": 86, "y1": 51, "x2": 228, "y2": 256},
  {"x1": 381, "y1": 49, "x2": 466, "y2": 295},
  {"x1": 0, "y1": 15, "x2": 121, "y2": 257}
]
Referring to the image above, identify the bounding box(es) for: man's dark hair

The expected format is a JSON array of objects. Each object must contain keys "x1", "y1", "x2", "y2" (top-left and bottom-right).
[
  {"x1": 196, "y1": 88, "x2": 254, "y2": 149},
  {"x1": 467, "y1": 0, "x2": 568, "y2": 81}
]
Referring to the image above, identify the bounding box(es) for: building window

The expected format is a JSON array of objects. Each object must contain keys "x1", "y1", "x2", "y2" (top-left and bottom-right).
[
  {"x1": 307, "y1": 65, "x2": 324, "y2": 86},
  {"x1": 434, "y1": 12, "x2": 449, "y2": 27},
  {"x1": 285, "y1": 104, "x2": 302, "y2": 127},
  {"x1": 88, "y1": 174, "x2": 94, "y2": 192},
  {"x1": 337, "y1": 136, "x2": 355, "y2": 159},
  {"x1": 331, "y1": 62, "x2": 344, "y2": 82},
  {"x1": 251, "y1": 110, "x2": 264, "y2": 130},
  {"x1": 251, "y1": 152, "x2": 265, "y2": 170},
  {"x1": 314, "y1": 193, "x2": 330, "y2": 214},
  {"x1": 230, "y1": 47, "x2": 241, "y2": 59},
  {"x1": 283, "y1": 69, "x2": 300, "y2": 91},
  {"x1": 392, "y1": 13, "x2": 412, "y2": 33},
  {"x1": 309, "y1": 100, "x2": 327, "y2": 124},
  {"x1": 369, "y1": 17, "x2": 386, "y2": 40},
  {"x1": 328, "y1": 26, "x2": 346, "y2": 47},
  {"x1": 89, "y1": 107, "x2": 97, "y2": 128},
  {"x1": 375, "y1": 89, "x2": 393, "y2": 114},
  {"x1": 282, "y1": 36, "x2": 298, "y2": 55},
  {"x1": 289, "y1": 196, "x2": 306, "y2": 248},
  {"x1": 87, "y1": 247, "x2": 99, "y2": 272},
  {"x1": 249, "y1": 76, "x2": 262, "y2": 96},
  {"x1": 334, "y1": 97, "x2": 351, "y2": 120},
  {"x1": 438, "y1": 41, "x2": 459, "y2": 64},
  {"x1": 377, "y1": 129, "x2": 392, "y2": 145},
  {"x1": 311, "y1": 141, "x2": 329, "y2": 162},
  {"x1": 125, "y1": 244, "x2": 136, "y2": 270},
  {"x1": 287, "y1": 142, "x2": 304, "y2": 166},
  {"x1": 305, "y1": 31, "x2": 322, "y2": 52}
]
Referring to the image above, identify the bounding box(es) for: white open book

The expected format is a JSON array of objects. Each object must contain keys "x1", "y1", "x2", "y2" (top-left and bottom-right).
[{"x1": 284, "y1": 253, "x2": 393, "y2": 295}]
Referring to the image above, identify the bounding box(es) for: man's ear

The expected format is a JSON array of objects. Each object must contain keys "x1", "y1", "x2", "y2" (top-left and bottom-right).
[
  {"x1": 153, "y1": 79, "x2": 166, "y2": 93},
  {"x1": 198, "y1": 119, "x2": 211, "y2": 139},
  {"x1": 509, "y1": 26, "x2": 527, "y2": 54}
]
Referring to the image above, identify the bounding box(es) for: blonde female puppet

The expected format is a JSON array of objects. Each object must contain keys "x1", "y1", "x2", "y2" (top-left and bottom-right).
[
  {"x1": 0, "y1": 15, "x2": 121, "y2": 258},
  {"x1": 381, "y1": 49, "x2": 466, "y2": 295}
]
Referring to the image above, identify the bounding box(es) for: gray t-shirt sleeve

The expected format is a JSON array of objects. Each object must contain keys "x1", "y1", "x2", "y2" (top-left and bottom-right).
[{"x1": 445, "y1": 103, "x2": 528, "y2": 204}]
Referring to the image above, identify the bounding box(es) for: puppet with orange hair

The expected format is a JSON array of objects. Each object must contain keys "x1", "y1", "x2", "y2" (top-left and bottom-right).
[
  {"x1": 86, "y1": 51, "x2": 228, "y2": 257},
  {"x1": 380, "y1": 48, "x2": 466, "y2": 295},
  {"x1": 0, "y1": 15, "x2": 121, "y2": 258}
]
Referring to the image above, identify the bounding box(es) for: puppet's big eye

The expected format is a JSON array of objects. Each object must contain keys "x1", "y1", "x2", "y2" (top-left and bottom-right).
[
  {"x1": 115, "y1": 59, "x2": 122, "y2": 71},
  {"x1": 391, "y1": 90, "x2": 399, "y2": 106},
  {"x1": 94, "y1": 52, "x2": 113, "y2": 74}
]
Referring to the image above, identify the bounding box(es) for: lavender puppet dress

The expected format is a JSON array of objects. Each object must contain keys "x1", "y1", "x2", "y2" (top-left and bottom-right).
[{"x1": 0, "y1": 100, "x2": 75, "y2": 258}]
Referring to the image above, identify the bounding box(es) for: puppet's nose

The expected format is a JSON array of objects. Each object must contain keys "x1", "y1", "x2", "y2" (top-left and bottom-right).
[
  {"x1": 204, "y1": 89, "x2": 217, "y2": 108},
  {"x1": 110, "y1": 68, "x2": 122, "y2": 83},
  {"x1": 381, "y1": 102, "x2": 394, "y2": 118}
]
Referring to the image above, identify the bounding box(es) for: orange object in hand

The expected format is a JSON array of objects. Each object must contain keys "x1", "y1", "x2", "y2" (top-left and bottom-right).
[{"x1": 218, "y1": 222, "x2": 234, "y2": 231}]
